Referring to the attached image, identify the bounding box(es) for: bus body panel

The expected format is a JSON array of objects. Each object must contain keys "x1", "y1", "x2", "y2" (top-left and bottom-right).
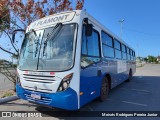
[
  {"x1": 16, "y1": 11, "x2": 83, "y2": 110},
  {"x1": 101, "y1": 58, "x2": 118, "y2": 88},
  {"x1": 16, "y1": 84, "x2": 78, "y2": 110},
  {"x1": 80, "y1": 62, "x2": 103, "y2": 107},
  {"x1": 79, "y1": 11, "x2": 136, "y2": 107},
  {"x1": 16, "y1": 10, "x2": 136, "y2": 110}
]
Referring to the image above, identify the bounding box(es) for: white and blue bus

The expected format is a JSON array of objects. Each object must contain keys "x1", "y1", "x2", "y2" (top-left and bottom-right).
[{"x1": 14, "y1": 10, "x2": 136, "y2": 110}]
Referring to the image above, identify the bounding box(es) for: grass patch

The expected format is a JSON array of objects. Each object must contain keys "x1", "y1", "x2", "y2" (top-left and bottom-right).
[
  {"x1": 2, "y1": 92, "x2": 14, "y2": 98},
  {"x1": 0, "y1": 90, "x2": 15, "y2": 98}
]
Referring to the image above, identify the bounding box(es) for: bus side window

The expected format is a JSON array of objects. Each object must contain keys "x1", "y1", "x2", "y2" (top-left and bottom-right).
[
  {"x1": 134, "y1": 51, "x2": 136, "y2": 60},
  {"x1": 114, "y1": 39, "x2": 122, "y2": 59},
  {"x1": 122, "y1": 44, "x2": 127, "y2": 60},
  {"x1": 81, "y1": 25, "x2": 101, "y2": 68},
  {"x1": 130, "y1": 49, "x2": 133, "y2": 60},
  {"x1": 101, "y1": 31, "x2": 114, "y2": 58},
  {"x1": 127, "y1": 47, "x2": 130, "y2": 60},
  {"x1": 132, "y1": 50, "x2": 134, "y2": 60},
  {"x1": 130, "y1": 50, "x2": 132, "y2": 60}
]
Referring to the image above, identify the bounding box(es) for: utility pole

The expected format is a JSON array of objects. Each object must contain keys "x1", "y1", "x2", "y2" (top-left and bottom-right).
[{"x1": 118, "y1": 19, "x2": 125, "y2": 39}]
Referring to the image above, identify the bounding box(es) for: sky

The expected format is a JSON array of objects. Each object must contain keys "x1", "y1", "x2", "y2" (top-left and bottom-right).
[
  {"x1": 84, "y1": 0, "x2": 160, "y2": 57},
  {"x1": 0, "y1": 0, "x2": 160, "y2": 61}
]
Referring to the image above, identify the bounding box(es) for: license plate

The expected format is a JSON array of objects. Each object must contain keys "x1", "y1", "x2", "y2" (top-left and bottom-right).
[{"x1": 31, "y1": 94, "x2": 41, "y2": 99}]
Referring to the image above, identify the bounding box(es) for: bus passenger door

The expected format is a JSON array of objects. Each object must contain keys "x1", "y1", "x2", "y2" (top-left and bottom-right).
[{"x1": 80, "y1": 26, "x2": 102, "y2": 107}]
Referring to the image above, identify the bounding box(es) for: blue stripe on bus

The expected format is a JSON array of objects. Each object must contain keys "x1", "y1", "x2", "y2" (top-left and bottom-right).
[{"x1": 16, "y1": 84, "x2": 78, "y2": 110}]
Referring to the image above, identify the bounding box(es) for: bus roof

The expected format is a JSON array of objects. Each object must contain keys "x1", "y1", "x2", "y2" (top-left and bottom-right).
[{"x1": 28, "y1": 10, "x2": 134, "y2": 51}]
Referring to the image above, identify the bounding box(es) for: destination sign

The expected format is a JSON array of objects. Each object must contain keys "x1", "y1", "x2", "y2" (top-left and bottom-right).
[{"x1": 29, "y1": 11, "x2": 75, "y2": 30}]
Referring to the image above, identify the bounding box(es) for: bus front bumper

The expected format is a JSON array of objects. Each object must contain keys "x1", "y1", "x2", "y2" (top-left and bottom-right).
[{"x1": 16, "y1": 84, "x2": 78, "y2": 110}]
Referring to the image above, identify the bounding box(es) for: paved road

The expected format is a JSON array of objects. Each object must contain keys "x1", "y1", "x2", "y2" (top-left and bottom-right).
[{"x1": 0, "y1": 64, "x2": 160, "y2": 120}]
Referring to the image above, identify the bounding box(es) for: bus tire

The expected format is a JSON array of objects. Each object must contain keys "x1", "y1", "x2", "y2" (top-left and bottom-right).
[
  {"x1": 99, "y1": 77, "x2": 109, "y2": 102},
  {"x1": 126, "y1": 69, "x2": 132, "y2": 82}
]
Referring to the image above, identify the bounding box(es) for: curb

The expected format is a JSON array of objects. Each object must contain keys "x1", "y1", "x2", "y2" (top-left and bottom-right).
[{"x1": 0, "y1": 95, "x2": 19, "y2": 104}]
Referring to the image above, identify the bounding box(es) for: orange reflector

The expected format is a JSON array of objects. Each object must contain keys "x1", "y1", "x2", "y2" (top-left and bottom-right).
[
  {"x1": 65, "y1": 73, "x2": 73, "y2": 79},
  {"x1": 80, "y1": 92, "x2": 83, "y2": 95}
]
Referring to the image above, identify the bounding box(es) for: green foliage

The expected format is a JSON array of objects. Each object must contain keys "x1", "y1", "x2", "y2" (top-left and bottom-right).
[
  {"x1": 0, "y1": 1, "x2": 10, "y2": 31},
  {"x1": 148, "y1": 56, "x2": 157, "y2": 63},
  {"x1": 12, "y1": 64, "x2": 17, "y2": 67},
  {"x1": 2, "y1": 92, "x2": 13, "y2": 98},
  {"x1": 143, "y1": 57, "x2": 148, "y2": 62}
]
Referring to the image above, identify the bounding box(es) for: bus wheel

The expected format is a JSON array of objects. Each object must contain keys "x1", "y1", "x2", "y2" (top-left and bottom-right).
[
  {"x1": 126, "y1": 69, "x2": 132, "y2": 82},
  {"x1": 99, "y1": 77, "x2": 109, "y2": 101}
]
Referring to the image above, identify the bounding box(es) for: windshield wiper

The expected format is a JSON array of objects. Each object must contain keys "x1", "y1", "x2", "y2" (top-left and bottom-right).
[
  {"x1": 28, "y1": 29, "x2": 40, "y2": 57},
  {"x1": 35, "y1": 33, "x2": 41, "y2": 57},
  {"x1": 43, "y1": 23, "x2": 63, "y2": 56}
]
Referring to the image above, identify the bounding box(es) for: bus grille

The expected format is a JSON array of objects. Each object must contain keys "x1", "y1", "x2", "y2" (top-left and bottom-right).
[{"x1": 23, "y1": 74, "x2": 55, "y2": 84}]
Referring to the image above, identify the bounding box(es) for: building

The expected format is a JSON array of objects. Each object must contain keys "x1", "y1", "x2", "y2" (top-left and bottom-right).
[{"x1": 157, "y1": 56, "x2": 160, "y2": 63}]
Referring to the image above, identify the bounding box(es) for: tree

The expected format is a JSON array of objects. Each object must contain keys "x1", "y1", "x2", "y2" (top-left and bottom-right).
[
  {"x1": 143, "y1": 57, "x2": 148, "y2": 62},
  {"x1": 0, "y1": 0, "x2": 84, "y2": 91},
  {"x1": 147, "y1": 56, "x2": 157, "y2": 63},
  {"x1": 0, "y1": 0, "x2": 84, "y2": 55},
  {"x1": 0, "y1": 0, "x2": 10, "y2": 31}
]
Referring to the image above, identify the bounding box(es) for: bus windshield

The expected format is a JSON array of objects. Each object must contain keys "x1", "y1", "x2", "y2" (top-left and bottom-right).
[{"x1": 18, "y1": 24, "x2": 77, "y2": 71}]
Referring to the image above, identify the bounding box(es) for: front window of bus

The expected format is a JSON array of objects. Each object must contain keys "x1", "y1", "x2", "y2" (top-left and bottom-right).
[
  {"x1": 18, "y1": 24, "x2": 77, "y2": 71},
  {"x1": 18, "y1": 30, "x2": 43, "y2": 70}
]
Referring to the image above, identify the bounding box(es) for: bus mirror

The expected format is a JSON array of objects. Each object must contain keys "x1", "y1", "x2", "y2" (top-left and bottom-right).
[
  {"x1": 12, "y1": 29, "x2": 25, "y2": 43},
  {"x1": 85, "y1": 24, "x2": 93, "y2": 36}
]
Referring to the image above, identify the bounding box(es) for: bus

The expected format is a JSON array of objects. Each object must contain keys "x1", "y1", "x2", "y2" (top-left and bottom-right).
[{"x1": 14, "y1": 10, "x2": 136, "y2": 110}]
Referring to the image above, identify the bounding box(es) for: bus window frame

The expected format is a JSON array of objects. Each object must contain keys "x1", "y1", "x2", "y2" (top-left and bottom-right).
[
  {"x1": 81, "y1": 23, "x2": 102, "y2": 69},
  {"x1": 101, "y1": 30, "x2": 115, "y2": 58}
]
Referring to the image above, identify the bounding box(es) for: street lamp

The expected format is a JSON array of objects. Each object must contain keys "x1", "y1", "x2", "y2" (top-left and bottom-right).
[{"x1": 118, "y1": 19, "x2": 125, "y2": 39}]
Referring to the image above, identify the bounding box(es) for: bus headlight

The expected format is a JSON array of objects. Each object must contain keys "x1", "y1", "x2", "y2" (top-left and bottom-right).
[
  {"x1": 63, "y1": 82, "x2": 68, "y2": 89},
  {"x1": 57, "y1": 73, "x2": 73, "y2": 92}
]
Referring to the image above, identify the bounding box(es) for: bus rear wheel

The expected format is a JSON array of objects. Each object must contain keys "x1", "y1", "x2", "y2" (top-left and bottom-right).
[{"x1": 99, "y1": 77, "x2": 109, "y2": 101}]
